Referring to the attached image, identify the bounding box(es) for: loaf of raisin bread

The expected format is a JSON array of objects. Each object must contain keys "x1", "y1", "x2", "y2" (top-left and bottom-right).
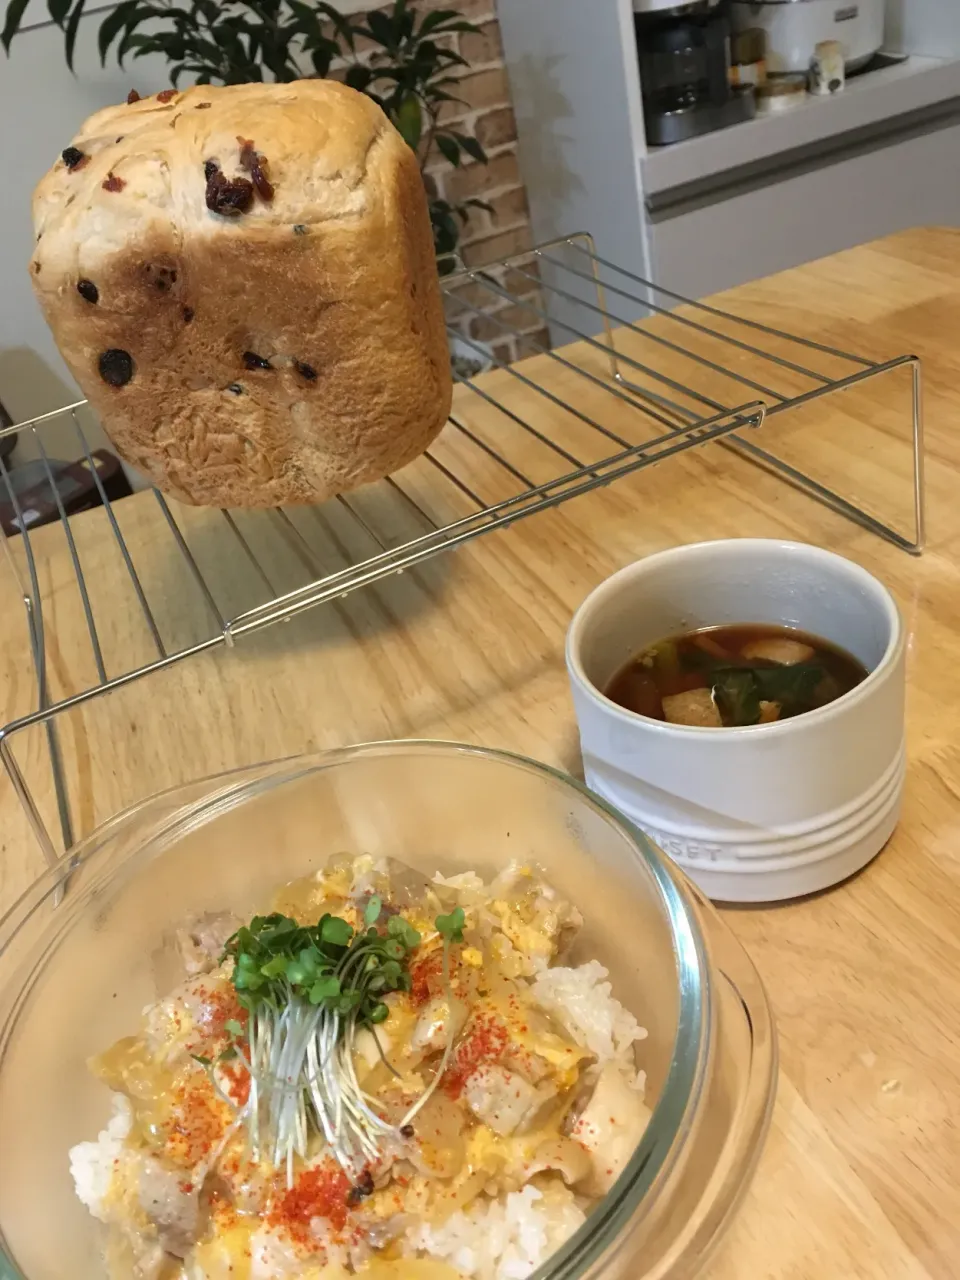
[{"x1": 30, "y1": 81, "x2": 452, "y2": 508}]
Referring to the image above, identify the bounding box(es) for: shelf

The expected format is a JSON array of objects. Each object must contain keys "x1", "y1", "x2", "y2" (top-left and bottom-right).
[{"x1": 640, "y1": 54, "x2": 960, "y2": 201}]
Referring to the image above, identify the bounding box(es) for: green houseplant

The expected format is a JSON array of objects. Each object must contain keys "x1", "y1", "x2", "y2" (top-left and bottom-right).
[{"x1": 1, "y1": 0, "x2": 490, "y2": 265}]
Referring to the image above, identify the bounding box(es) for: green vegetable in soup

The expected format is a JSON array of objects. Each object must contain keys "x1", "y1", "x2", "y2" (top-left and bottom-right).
[{"x1": 711, "y1": 662, "x2": 828, "y2": 726}]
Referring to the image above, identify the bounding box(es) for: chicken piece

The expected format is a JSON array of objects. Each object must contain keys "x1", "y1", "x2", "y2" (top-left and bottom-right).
[
  {"x1": 758, "y1": 699, "x2": 780, "y2": 723},
  {"x1": 132, "y1": 1242, "x2": 172, "y2": 1280},
  {"x1": 175, "y1": 913, "x2": 240, "y2": 976},
  {"x1": 353, "y1": 1024, "x2": 393, "y2": 1074},
  {"x1": 485, "y1": 866, "x2": 583, "y2": 970},
  {"x1": 661, "y1": 687, "x2": 722, "y2": 728},
  {"x1": 355, "y1": 1264, "x2": 465, "y2": 1280},
  {"x1": 462, "y1": 1064, "x2": 558, "y2": 1136},
  {"x1": 404, "y1": 1093, "x2": 467, "y2": 1178},
  {"x1": 105, "y1": 1236, "x2": 173, "y2": 1280},
  {"x1": 501, "y1": 1134, "x2": 593, "y2": 1190},
  {"x1": 248, "y1": 1225, "x2": 328, "y2": 1276},
  {"x1": 138, "y1": 1157, "x2": 202, "y2": 1257},
  {"x1": 190, "y1": 1220, "x2": 258, "y2": 1280},
  {"x1": 411, "y1": 994, "x2": 469, "y2": 1055},
  {"x1": 495, "y1": 999, "x2": 591, "y2": 1089},
  {"x1": 740, "y1": 637, "x2": 814, "y2": 665},
  {"x1": 142, "y1": 969, "x2": 237, "y2": 1063},
  {"x1": 568, "y1": 1062, "x2": 651, "y2": 1196},
  {"x1": 501, "y1": 1041, "x2": 553, "y2": 1084}
]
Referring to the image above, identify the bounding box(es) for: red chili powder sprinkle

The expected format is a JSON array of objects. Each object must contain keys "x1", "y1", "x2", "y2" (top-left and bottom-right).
[
  {"x1": 443, "y1": 1011, "x2": 509, "y2": 1099},
  {"x1": 191, "y1": 987, "x2": 247, "y2": 1049},
  {"x1": 163, "y1": 1080, "x2": 229, "y2": 1166},
  {"x1": 222, "y1": 1062, "x2": 251, "y2": 1106},
  {"x1": 268, "y1": 1163, "x2": 351, "y2": 1244},
  {"x1": 410, "y1": 946, "x2": 461, "y2": 1006},
  {"x1": 410, "y1": 952, "x2": 441, "y2": 1006}
]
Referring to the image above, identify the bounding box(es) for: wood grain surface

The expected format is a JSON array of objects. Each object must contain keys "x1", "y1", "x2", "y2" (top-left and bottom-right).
[{"x1": 3, "y1": 228, "x2": 960, "y2": 1277}]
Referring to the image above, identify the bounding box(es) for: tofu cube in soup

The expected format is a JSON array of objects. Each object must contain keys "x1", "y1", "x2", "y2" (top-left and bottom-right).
[
  {"x1": 740, "y1": 637, "x2": 815, "y2": 665},
  {"x1": 662, "y1": 687, "x2": 722, "y2": 728}
]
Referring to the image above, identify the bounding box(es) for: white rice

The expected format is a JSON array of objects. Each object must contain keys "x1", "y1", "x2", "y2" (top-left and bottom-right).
[
  {"x1": 68, "y1": 1093, "x2": 132, "y2": 1221},
  {"x1": 530, "y1": 960, "x2": 647, "y2": 1068},
  {"x1": 406, "y1": 1183, "x2": 587, "y2": 1280}
]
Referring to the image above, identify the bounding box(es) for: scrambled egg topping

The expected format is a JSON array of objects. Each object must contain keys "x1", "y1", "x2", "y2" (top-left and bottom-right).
[{"x1": 78, "y1": 856, "x2": 646, "y2": 1280}]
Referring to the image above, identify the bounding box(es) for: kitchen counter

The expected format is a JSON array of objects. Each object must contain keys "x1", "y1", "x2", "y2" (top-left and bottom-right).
[{"x1": 3, "y1": 227, "x2": 960, "y2": 1276}]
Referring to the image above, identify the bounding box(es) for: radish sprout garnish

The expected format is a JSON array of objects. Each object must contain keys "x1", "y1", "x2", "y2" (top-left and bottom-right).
[{"x1": 199, "y1": 898, "x2": 466, "y2": 1185}]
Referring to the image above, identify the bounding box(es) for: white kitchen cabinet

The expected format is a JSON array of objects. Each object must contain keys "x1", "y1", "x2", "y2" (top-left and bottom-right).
[
  {"x1": 646, "y1": 116, "x2": 960, "y2": 301},
  {"x1": 497, "y1": 0, "x2": 960, "y2": 334}
]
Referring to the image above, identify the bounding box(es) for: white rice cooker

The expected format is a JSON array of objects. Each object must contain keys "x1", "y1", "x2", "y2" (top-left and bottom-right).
[{"x1": 730, "y1": 0, "x2": 885, "y2": 73}]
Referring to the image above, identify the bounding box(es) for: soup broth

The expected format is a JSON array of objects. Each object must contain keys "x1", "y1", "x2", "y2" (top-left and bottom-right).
[{"x1": 605, "y1": 623, "x2": 868, "y2": 729}]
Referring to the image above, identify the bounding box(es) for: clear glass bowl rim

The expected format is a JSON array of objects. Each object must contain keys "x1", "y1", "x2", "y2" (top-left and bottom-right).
[{"x1": 0, "y1": 739, "x2": 715, "y2": 1280}]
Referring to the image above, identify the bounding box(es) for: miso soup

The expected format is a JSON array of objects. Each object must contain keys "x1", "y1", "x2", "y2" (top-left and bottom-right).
[{"x1": 605, "y1": 623, "x2": 868, "y2": 728}]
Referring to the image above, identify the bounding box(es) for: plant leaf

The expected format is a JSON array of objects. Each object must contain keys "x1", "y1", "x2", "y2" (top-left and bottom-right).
[
  {"x1": 364, "y1": 895, "x2": 383, "y2": 926},
  {"x1": 436, "y1": 134, "x2": 461, "y2": 167},
  {"x1": 387, "y1": 915, "x2": 421, "y2": 948},
  {"x1": 417, "y1": 9, "x2": 474, "y2": 37},
  {"x1": 321, "y1": 916, "x2": 353, "y2": 947},
  {"x1": 314, "y1": 0, "x2": 354, "y2": 47},
  {"x1": 308, "y1": 974, "x2": 341, "y2": 1005},
  {"x1": 97, "y1": 2, "x2": 139, "y2": 65},
  {"x1": 710, "y1": 670, "x2": 759, "y2": 727},
  {"x1": 344, "y1": 62, "x2": 373, "y2": 92},
  {"x1": 393, "y1": 93, "x2": 422, "y2": 149},
  {"x1": 63, "y1": 0, "x2": 86, "y2": 71},
  {"x1": 365, "y1": 8, "x2": 396, "y2": 51},
  {"x1": 752, "y1": 662, "x2": 827, "y2": 710},
  {"x1": 1, "y1": 0, "x2": 31, "y2": 52},
  {"x1": 435, "y1": 907, "x2": 465, "y2": 943},
  {"x1": 456, "y1": 134, "x2": 486, "y2": 164},
  {"x1": 261, "y1": 955, "x2": 289, "y2": 979}
]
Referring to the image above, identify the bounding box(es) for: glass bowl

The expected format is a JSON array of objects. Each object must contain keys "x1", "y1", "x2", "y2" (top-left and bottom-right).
[{"x1": 0, "y1": 741, "x2": 776, "y2": 1280}]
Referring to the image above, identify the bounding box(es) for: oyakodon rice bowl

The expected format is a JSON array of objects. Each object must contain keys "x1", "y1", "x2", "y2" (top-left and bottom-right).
[{"x1": 69, "y1": 853, "x2": 650, "y2": 1280}]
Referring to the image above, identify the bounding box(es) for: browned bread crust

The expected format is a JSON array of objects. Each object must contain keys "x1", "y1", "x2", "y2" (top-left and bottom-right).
[{"x1": 31, "y1": 81, "x2": 452, "y2": 508}]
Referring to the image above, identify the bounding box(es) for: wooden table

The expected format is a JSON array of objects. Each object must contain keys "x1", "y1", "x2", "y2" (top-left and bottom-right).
[{"x1": 3, "y1": 227, "x2": 960, "y2": 1277}]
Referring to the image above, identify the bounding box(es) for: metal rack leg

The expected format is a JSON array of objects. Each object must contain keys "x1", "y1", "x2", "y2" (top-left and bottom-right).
[
  {"x1": 720, "y1": 355, "x2": 925, "y2": 555},
  {"x1": 0, "y1": 470, "x2": 75, "y2": 893},
  {"x1": 0, "y1": 725, "x2": 62, "y2": 874}
]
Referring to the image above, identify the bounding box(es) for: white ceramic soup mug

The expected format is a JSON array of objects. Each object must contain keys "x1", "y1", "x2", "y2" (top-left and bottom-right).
[{"x1": 566, "y1": 540, "x2": 906, "y2": 903}]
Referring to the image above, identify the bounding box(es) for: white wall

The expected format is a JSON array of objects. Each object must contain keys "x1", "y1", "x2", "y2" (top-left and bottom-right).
[
  {"x1": 0, "y1": 11, "x2": 169, "y2": 429},
  {"x1": 885, "y1": 0, "x2": 960, "y2": 57}
]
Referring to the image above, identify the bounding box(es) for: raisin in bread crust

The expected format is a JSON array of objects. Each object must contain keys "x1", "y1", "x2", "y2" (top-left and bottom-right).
[{"x1": 30, "y1": 81, "x2": 452, "y2": 508}]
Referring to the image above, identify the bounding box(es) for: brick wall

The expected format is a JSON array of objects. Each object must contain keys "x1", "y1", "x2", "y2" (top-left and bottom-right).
[
  {"x1": 331, "y1": 0, "x2": 547, "y2": 365},
  {"x1": 421, "y1": 0, "x2": 549, "y2": 365}
]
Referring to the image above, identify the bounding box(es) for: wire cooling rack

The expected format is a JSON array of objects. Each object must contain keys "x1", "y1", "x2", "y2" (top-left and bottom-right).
[{"x1": 0, "y1": 232, "x2": 924, "y2": 872}]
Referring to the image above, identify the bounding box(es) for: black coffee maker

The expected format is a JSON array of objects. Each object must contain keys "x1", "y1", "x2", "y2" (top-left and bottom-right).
[{"x1": 634, "y1": 0, "x2": 755, "y2": 146}]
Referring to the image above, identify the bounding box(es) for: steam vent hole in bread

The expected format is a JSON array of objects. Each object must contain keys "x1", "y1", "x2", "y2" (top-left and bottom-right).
[{"x1": 31, "y1": 81, "x2": 453, "y2": 508}]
